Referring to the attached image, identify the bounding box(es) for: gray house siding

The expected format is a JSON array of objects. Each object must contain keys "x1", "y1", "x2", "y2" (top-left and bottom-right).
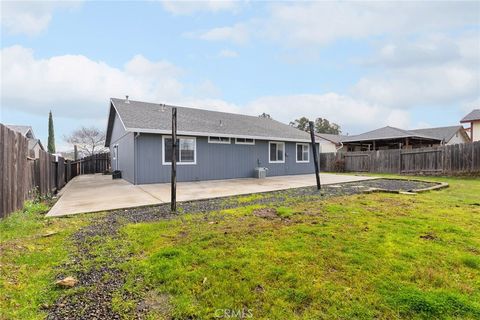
[
  {"x1": 109, "y1": 113, "x2": 135, "y2": 184},
  {"x1": 134, "y1": 134, "x2": 316, "y2": 184}
]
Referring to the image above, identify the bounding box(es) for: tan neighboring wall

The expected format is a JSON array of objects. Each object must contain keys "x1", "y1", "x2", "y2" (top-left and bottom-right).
[{"x1": 472, "y1": 121, "x2": 480, "y2": 142}]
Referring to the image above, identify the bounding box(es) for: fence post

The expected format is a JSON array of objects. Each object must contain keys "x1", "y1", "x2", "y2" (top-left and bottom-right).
[
  {"x1": 398, "y1": 149, "x2": 402, "y2": 174},
  {"x1": 54, "y1": 160, "x2": 58, "y2": 192}
]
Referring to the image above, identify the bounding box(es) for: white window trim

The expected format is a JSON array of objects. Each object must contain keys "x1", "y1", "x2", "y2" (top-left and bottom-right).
[
  {"x1": 208, "y1": 136, "x2": 231, "y2": 144},
  {"x1": 268, "y1": 141, "x2": 285, "y2": 163},
  {"x1": 162, "y1": 136, "x2": 197, "y2": 165},
  {"x1": 235, "y1": 138, "x2": 255, "y2": 145},
  {"x1": 296, "y1": 143, "x2": 310, "y2": 163}
]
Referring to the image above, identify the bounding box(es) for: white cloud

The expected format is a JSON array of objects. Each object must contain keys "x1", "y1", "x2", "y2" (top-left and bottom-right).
[
  {"x1": 161, "y1": 0, "x2": 240, "y2": 15},
  {"x1": 263, "y1": 2, "x2": 479, "y2": 47},
  {"x1": 218, "y1": 49, "x2": 239, "y2": 58},
  {"x1": 0, "y1": 45, "x2": 184, "y2": 118},
  {"x1": 0, "y1": 1, "x2": 81, "y2": 36},
  {"x1": 192, "y1": 2, "x2": 478, "y2": 47},
  {"x1": 362, "y1": 34, "x2": 461, "y2": 68},
  {"x1": 192, "y1": 80, "x2": 222, "y2": 98},
  {"x1": 353, "y1": 33, "x2": 480, "y2": 109},
  {"x1": 243, "y1": 93, "x2": 410, "y2": 134},
  {"x1": 1, "y1": 45, "x2": 410, "y2": 134},
  {"x1": 193, "y1": 23, "x2": 249, "y2": 44},
  {"x1": 354, "y1": 65, "x2": 478, "y2": 108}
]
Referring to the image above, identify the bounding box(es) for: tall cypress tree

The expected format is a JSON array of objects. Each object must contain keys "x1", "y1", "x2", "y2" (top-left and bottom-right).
[{"x1": 47, "y1": 110, "x2": 56, "y2": 153}]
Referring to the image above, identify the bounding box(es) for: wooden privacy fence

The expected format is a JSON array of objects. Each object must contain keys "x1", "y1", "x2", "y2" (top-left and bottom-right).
[
  {"x1": 1, "y1": 124, "x2": 31, "y2": 218},
  {"x1": 0, "y1": 123, "x2": 111, "y2": 218},
  {"x1": 320, "y1": 141, "x2": 480, "y2": 175},
  {"x1": 70, "y1": 152, "x2": 110, "y2": 177}
]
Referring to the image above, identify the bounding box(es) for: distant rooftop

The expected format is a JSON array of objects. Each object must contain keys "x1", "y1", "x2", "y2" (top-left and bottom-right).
[
  {"x1": 460, "y1": 109, "x2": 480, "y2": 123},
  {"x1": 5, "y1": 124, "x2": 35, "y2": 139},
  {"x1": 316, "y1": 133, "x2": 347, "y2": 144},
  {"x1": 342, "y1": 126, "x2": 440, "y2": 143}
]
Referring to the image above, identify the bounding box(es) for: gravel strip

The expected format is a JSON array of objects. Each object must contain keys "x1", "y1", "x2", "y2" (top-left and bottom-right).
[{"x1": 46, "y1": 178, "x2": 442, "y2": 319}]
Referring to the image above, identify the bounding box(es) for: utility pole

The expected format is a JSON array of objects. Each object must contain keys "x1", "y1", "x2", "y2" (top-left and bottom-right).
[
  {"x1": 171, "y1": 107, "x2": 177, "y2": 212},
  {"x1": 309, "y1": 121, "x2": 321, "y2": 190}
]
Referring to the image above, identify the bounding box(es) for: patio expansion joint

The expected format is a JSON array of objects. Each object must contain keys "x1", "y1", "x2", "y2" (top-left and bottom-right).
[{"x1": 136, "y1": 185, "x2": 165, "y2": 203}]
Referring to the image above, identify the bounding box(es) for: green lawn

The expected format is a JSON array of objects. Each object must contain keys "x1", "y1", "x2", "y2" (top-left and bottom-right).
[
  {"x1": 1, "y1": 176, "x2": 479, "y2": 319},
  {"x1": 0, "y1": 202, "x2": 89, "y2": 319}
]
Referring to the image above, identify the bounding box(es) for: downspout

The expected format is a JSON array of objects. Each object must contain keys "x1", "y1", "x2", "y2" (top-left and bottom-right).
[
  {"x1": 336, "y1": 141, "x2": 343, "y2": 152},
  {"x1": 134, "y1": 132, "x2": 141, "y2": 184}
]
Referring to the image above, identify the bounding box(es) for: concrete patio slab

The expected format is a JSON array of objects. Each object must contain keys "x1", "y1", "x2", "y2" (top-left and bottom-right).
[
  {"x1": 46, "y1": 173, "x2": 376, "y2": 217},
  {"x1": 46, "y1": 174, "x2": 160, "y2": 217}
]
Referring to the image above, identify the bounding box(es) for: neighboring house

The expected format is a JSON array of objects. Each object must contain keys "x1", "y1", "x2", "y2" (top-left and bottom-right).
[
  {"x1": 105, "y1": 97, "x2": 319, "y2": 184},
  {"x1": 340, "y1": 125, "x2": 469, "y2": 151},
  {"x1": 5, "y1": 124, "x2": 45, "y2": 158},
  {"x1": 460, "y1": 109, "x2": 480, "y2": 142},
  {"x1": 316, "y1": 133, "x2": 346, "y2": 153}
]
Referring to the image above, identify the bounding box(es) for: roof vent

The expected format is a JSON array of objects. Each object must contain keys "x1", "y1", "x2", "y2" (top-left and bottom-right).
[
  {"x1": 125, "y1": 95, "x2": 130, "y2": 104},
  {"x1": 219, "y1": 120, "x2": 224, "y2": 127},
  {"x1": 160, "y1": 104, "x2": 166, "y2": 112}
]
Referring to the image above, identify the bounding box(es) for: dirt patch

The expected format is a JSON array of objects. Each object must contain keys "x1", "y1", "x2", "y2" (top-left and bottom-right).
[
  {"x1": 136, "y1": 291, "x2": 171, "y2": 318},
  {"x1": 420, "y1": 232, "x2": 438, "y2": 240},
  {"x1": 253, "y1": 208, "x2": 278, "y2": 219}
]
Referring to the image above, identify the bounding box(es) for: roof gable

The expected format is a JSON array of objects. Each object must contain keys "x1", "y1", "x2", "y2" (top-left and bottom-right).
[
  {"x1": 5, "y1": 125, "x2": 35, "y2": 139},
  {"x1": 107, "y1": 98, "x2": 311, "y2": 144}
]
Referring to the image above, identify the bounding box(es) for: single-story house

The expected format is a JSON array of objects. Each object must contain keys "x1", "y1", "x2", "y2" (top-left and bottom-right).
[
  {"x1": 5, "y1": 124, "x2": 45, "y2": 158},
  {"x1": 461, "y1": 109, "x2": 480, "y2": 142},
  {"x1": 340, "y1": 125, "x2": 469, "y2": 151},
  {"x1": 105, "y1": 97, "x2": 320, "y2": 184}
]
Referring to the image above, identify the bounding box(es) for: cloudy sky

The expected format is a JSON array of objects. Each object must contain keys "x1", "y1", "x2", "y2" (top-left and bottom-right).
[{"x1": 1, "y1": 1, "x2": 479, "y2": 151}]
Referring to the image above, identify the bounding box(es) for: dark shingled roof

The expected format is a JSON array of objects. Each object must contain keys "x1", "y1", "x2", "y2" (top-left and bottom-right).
[
  {"x1": 411, "y1": 126, "x2": 466, "y2": 142},
  {"x1": 106, "y1": 98, "x2": 311, "y2": 146},
  {"x1": 342, "y1": 125, "x2": 467, "y2": 144},
  {"x1": 342, "y1": 126, "x2": 440, "y2": 143},
  {"x1": 461, "y1": 109, "x2": 480, "y2": 123}
]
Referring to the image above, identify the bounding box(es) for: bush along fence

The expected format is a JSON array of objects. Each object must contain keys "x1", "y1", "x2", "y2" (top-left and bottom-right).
[
  {"x1": 320, "y1": 141, "x2": 480, "y2": 175},
  {"x1": 0, "y1": 124, "x2": 111, "y2": 219}
]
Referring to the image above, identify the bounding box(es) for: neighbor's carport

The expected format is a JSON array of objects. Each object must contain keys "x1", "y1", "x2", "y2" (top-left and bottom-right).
[{"x1": 46, "y1": 173, "x2": 376, "y2": 217}]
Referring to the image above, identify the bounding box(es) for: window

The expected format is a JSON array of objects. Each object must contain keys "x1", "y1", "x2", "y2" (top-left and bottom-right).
[
  {"x1": 269, "y1": 142, "x2": 285, "y2": 163},
  {"x1": 296, "y1": 143, "x2": 309, "y2": 163},
  {"x1": 163, "y1": 136, "x2": 196, "y2": 165},
  {"x1": 208, "y1": 136, "x2": 231, "y2": 144},
  {"x1": 235, "y1": 138, "x2": 255, "y2": 145}
]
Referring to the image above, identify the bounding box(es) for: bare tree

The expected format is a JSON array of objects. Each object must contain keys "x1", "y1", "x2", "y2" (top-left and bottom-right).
[{"x1": 64, "y1": 126, "x2": 107, "y2": 157}]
